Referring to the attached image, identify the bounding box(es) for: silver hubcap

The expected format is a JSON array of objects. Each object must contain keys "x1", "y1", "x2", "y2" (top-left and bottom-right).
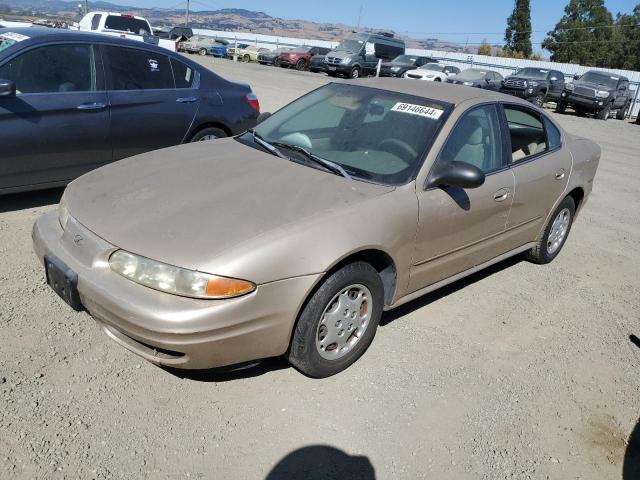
[
  {"x1": 198, "y1": 134, "x2": 218, "y2": 141},
  {"x1": 547, "y1": 208, "x2": 570, "y2": 255},
  {"x1": 316, "y1": 284, "x2": 372, "y2": 360},
  {"x1": 352, "y1": 69, "x2": 359, "y2": 78}
]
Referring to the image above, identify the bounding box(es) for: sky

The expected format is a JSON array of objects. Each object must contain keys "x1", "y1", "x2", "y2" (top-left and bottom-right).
[{"x1": 105, "y1": 0, "x2": 638, "y2": 53}]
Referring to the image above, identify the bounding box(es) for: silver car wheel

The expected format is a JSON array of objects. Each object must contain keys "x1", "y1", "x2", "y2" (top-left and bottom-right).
[
  {"x1": 547, "y1": 208, "x2": 570, "y2": 255},
  {"x1": 198, "y1": 134, "x2": 218, "y2": 141},
  {"x1": 316, "y1": 284, "x2": 372, "y2": 360}
]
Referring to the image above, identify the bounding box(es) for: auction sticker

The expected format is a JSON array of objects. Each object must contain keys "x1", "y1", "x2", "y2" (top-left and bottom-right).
[
  {"x1": 0, "y1": 32, "x2": 30, "y2": 42},
  {"x1": 391, "y1": 102, "x2": 444, "y2": 120}
]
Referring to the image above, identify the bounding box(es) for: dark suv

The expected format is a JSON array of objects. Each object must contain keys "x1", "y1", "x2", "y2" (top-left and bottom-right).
[
  {"x1": 379, "y1": 55, "x2": 435, "y2": 78},
  {"x1": 500, "y1": 67, "x2": 565, "y2": 106},
  {"x1": 557, "y1": 70, "x2": 632, "y2": 120}
]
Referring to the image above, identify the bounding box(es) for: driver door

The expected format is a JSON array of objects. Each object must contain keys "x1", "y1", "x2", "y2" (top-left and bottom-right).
[{"x1": 409, "y1": 104, "x2": 515, "y2": 292}]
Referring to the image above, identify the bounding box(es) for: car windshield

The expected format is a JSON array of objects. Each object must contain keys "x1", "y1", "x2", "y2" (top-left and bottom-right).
[
  {"x1": 335, "y1": 39, "x2": 364, "y2": 53},
  {"x1": 253, "y1": 83, "x2": 451, "y2": 185},
  {"x1": 454, "y1": 69, "x2": 488, "y2": 80},
  {"x1": 420, "y1": 63, "x2": 444, "y2": 72},
  {"x1": 392, "y1": 55, "x2": 418, "y2": 63},
  {"x1": 578, "y1": 72, "x2": 619, "y2": 88},
  {"x1": 514, "y1": 68, "x2": 548, "y2": 80}
]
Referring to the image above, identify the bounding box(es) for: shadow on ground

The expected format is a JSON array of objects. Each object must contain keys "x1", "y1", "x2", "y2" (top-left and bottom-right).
[
  {"x1": 624, "y1": 417, "x2": 640, "y2": 479},
  {"x1": 0, "y1": 187, "x2": 64, "y2": 213},
  {"x1": 266, "y1": 445, "x2": 375, "y2": 480}
]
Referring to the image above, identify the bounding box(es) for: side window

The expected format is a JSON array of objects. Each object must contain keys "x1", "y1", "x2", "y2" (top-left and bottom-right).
[
  {"x1": 504, "y1": 106, "x2": 547, "y2": 162},
  {"x1": 90, "y1": 14, "x2": 101, "y2": 30},
  {"x1": 0, "y1": 44, "x2": 95, "y2": 94},
  {"x1": 105, "y1": 46, "x2": 174, "y2": 90},
  {"x1": 170, "y1": 58, "x2": 194, "y2": 88},
  {"x1": 544, "y1": 117, "x2": 561, "y2": 150},
  {"x1": 440, "y1": 104, "x2": 503, "y2": 173}
]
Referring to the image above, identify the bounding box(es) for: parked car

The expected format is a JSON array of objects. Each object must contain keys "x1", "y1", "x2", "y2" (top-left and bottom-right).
[
  {"x1": 168, "y1": 26, "x2": 193, "y2": 41},
  {"x1": 209, "y1": 42, "x2": 228, "y2": 58},
  {"x1": 33, "y1": 78, "x2": 599, "y2": 377},
  {"x1": 447, "y1": 68, "x2": 504, "y2": 90},
  {"x1": 325, "y1": 32, "x2": 405, "y2": 79},
  {"x1": 0, "y1": 28, "x2": 260, "y2": 194},
  {"x1": 278, "y1": 46, "x2": 331, "y2": 70},
  {"x1": 309, "y1": 54, "x2": 328, "y2": 73},
  {"x1": 257, "y1": 47, "x2": 292, "y2": 66},
  {"x1": 227, "y1": 44, "x2": 268, "y2": 62},
  {"x1": 178, "y1": 35, "x2": 220, "y2": 56},
  {"x1": 500, "y1": 67, "x2": 565, "y2": 106},
  {"x1": 556, "y1": 70, "x2": 632, "y2": 120},
  {"x1": 379, "y1": 55, "x2": 436, "y2": 77},
  {"x1": 78, "y1": 11, "x2": 176, "y2": 51},
  {"x1": 404, "y1": 63, "x2": 460, "y2": 81}
]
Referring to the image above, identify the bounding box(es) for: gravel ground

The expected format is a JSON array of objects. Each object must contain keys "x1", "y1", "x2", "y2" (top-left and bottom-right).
[{"x1": 1, "y1": 57, "x2": 639, "y2": 480}]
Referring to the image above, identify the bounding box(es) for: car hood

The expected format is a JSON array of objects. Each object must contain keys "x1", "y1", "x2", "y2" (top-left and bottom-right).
[
  {"x1": 574, "y1": 81, "x2": 612, "y2": 91},
  {"x1": 65, "y1": 139, "x2": 394, "y2": 273}
]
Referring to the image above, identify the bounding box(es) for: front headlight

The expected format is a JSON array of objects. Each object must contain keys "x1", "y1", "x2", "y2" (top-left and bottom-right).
[
  {"x1": 463, "y1": 81, "x2": 474, "y2": 86},
  {"x1": 58, "y1": 193, "x2": 69, "y2": 230},
  {"x1": 341, "y1": 58, "x2": 352, "y2": 65},
  {"x1": 596, "y1": 90, "x2": 610, "y2": 98},
  {"x1": 109, "y1": 250, "x2": 256, "y2": 299},
  {"x1": 565, "y1": 82, "x2": 575, "y2": 91}
]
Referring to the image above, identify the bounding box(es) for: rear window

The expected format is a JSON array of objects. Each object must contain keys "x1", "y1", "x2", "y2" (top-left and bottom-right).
[
  {"x1": 104, "y1": 15, "x2": 151, "y2": 35},
  {"x1": 170, "y1": 58, "x2": 195, "y2": 89},
  {"x1": 105, "y1": 46, "x2": 174, "y2": 90}
]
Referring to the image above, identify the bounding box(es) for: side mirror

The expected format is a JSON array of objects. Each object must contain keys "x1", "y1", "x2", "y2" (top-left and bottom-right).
[
  {"x1": 425, "y1": 161, "x2": 485, "y2": 190},
  {"x1": 256, "y1": 112, "x2": 272, "y2": 124},
  {"x1": 0, "y1": 79, "x2": 16, "y2": 97}
]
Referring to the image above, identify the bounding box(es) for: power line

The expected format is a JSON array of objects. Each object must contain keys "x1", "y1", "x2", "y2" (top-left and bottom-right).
[{"x1": 398, "y1": 23, "x2": 640, "y2": 37}]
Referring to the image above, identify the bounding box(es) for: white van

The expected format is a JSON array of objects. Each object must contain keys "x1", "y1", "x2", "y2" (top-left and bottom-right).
[{"x1": 78, "y1": 12, "x2": 176, "y2": 52}]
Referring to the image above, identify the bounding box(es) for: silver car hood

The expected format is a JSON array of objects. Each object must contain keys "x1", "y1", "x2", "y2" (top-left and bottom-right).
[{"x1": 65, "y1": 138, "x2": 394, "y2": 272}]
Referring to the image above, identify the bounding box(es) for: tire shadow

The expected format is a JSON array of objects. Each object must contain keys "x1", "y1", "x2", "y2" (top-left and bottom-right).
[
  {"x1": 624, "y1": 417, "x2": 640, "y2": 480},
  {"x1": 266, "y1": 445, "x2": 375, "y2": 480},
  {"x1": 160, "y1": 356, "x2": 290, "y2": 383}
]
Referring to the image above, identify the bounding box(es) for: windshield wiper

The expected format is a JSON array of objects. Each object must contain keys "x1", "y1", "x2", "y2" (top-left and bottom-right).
[
  {"x1": 248, "y1": 129, "x2": 287, "y2": 159},
  {"x1": 270, "y1": 142, "x2": 351, "y2": 179}
]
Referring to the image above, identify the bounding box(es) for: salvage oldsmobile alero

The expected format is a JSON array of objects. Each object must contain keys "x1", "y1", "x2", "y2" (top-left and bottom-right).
[{"x1": 33, "y1": 79, "x2": 600, "y2": 378}]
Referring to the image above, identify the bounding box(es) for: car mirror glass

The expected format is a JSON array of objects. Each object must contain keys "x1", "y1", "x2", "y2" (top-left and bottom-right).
[{"x1": 0, "y1": 79, "x2": 16, "y2": 97}]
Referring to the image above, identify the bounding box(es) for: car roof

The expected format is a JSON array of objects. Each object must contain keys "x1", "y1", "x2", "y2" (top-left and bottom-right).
[
  {"x1": 341, "y1": 77, "x2": 531, "y2": 106},
  {"x1": 0, "y1": 27, "x2": 172, "y2": 54}
]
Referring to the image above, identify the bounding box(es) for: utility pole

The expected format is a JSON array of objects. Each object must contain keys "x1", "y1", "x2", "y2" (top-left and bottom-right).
[
  {"x1": 84, "y1": 0, "x2": 88, "y2": 14},
  {"x1": 185, "y1": 0, "x2": 190, "y2": 27},
  {"x1": 357, "y1": 4, "x2": 363, "y2": 30}
]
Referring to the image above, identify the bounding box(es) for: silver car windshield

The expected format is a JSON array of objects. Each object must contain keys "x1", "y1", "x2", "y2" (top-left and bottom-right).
[{"x1": 253, "y1": 83, "x2": 451, "y2": 185}]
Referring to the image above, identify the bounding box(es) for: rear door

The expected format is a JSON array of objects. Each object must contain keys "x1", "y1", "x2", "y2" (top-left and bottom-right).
[
  {"x1": 547, "y1": 70, "x2": 564, "y2": 99},
  {"x1": 102, "y1": 44, "x2": 200, "y2": 160},
  {"x1": 0, "y1": 42, "x2": 110, "y2": 190}
]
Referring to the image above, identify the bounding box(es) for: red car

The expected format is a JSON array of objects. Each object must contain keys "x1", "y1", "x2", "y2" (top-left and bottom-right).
[{"x1": 278, "y1": 45, "x2": 331, "y2": 70}]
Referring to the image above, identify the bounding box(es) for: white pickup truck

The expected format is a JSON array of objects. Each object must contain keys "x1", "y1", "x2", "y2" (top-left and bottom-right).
[{"x1": 77, "y1": 12, "x2": 176, "y2": 52}]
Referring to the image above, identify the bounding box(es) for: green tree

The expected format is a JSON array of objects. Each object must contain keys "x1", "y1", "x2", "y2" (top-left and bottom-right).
[
  {"x1": 477, "y1": 39, "x2": 492, "y2": 56},
  {"x1": 542, "y1": 0, "x2": 613, "y2": 66},
  {"x1": 504, "y1": 0, "x2": 532, "y2": 57},
  {"x1": 606, "y1": 5, "x2": 640, "y2": 70}
]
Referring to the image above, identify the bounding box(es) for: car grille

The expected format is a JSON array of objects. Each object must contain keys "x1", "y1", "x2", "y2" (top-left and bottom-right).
[
  {"x1": 326, "y1": 57, "x2": 342, "y2": 65},
  {"x1": 504, "y1": 78, "x2": 527, "y2": 89},
  {"x1": 574, "y1": 86, "x2": 596, "y2": 97}
]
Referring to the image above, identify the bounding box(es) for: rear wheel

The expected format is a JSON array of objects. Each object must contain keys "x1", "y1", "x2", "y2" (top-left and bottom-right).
[
  {"x1": 189, "y1": 127, "x2": 227, "y2": 142},
  {"x1": 288, "y1": 262, "x2": 384, "y2": 378},
  {"x1": 295, "y1": 59, "x2": 307, "y2": 71},
  {"x1": 434, "y1": 77, "x2": 442, "y2": 82},
  {"x1": 616, "y1": 101, "x2": 630, "y2": 120},
  {"x1": 596, "y1": 102, "x2": 611, "y2": 120},
  {"x1": 555, "y1": 100, "x2": 567, "y2": 113},
  {"x1": 525, "y1": 196, "x2": 575, "y2": 264}
]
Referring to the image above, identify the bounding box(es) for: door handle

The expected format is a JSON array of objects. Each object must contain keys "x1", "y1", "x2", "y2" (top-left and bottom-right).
[
  {"x1": 555, "y1": 169, "x2": 566, "y2": 180},
  {"x1": 493, "y1": 189, "x2": 511, "y2": 202},
  {"x1": 76, "y1": 102, "x2": 106, "y2": 111},
  {"x1": 176, "y1": 96, "x2": 198, "y2": 103}
]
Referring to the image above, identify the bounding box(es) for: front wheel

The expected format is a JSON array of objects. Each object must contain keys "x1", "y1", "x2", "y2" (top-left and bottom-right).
[
  {"x1": 199, "y1": 48, "x2": 207, "y2": 56},
  {"x1": 243, "y1": 54, "x2": 251, "y2": 63},
  {"x1": 288, "y1": 262, "x2": 384, "y2": 378},
  {"x1": 596, "y1": 103, "x2": 611, "y2": 120},
  {"x1": 349, "y1": 66, "x2": 361, "y2": 79},
  {"x1": 433, "y1": 77, "x2": 442, "y2": 82},
  {"x1": 295, "y1": 59, "x2": 307, "y2": 71},
  {"x1": 555, "y1": 100, "x2": 567, "y2": 113},
  {"x1": 525, "y1": 196, "x2": 575, "y2": 264},
  {"x1": 533, "y1": 91, "x2": 546, "y2": 107},
  {"x1": 616, "y1": 101, "x2": 630, "y2": 120}
]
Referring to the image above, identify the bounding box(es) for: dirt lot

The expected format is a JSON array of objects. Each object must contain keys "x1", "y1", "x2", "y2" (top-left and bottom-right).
[{"x1": 1, "y1": 57, "x2": 640, "y2": 480}]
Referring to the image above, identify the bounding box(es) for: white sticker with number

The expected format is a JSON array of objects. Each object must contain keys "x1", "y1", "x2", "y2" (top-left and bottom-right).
[
  {"x1": 0, "y1": 32, "x2": 30, "y2": 42},
  {"x1": 391, "y1": 102, "x2": 444, "y2": 120}
]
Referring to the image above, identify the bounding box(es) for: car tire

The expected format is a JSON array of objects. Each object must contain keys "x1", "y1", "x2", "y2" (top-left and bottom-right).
[
  {"x1": 273, "y1": 58, "x2": 280, "y2": 67},
  {"x1": 189, "y1": 127, "x2": 227, "y2": 142},
  {"x1": 525, "y1": 196, "x2": 576, "y2": 265},
  {"x1": 596, "y1": 102, "x2": 611, "y2": 120},
  {"x1": 555, "y1": 100, "x2": 567, "y2": 113},
  {"x1": 288, "y1": 262, "x2": 384, "y2": 378},
  {"x1": 434, "y1": 77, "x2": 442, "y2": 82},
  {"x1": 349, "y1": 67, "x2": 361, "y2": 79},
  {"x1": 242, "y1": 54, "x2": 251, "y2": 63},
  {"x1": 199, "y1": 48, "x2": 207, "y2": 56},
  {"x1": 533, "y1": 91, "x2": 546, "y2": 107},
  {"x1": 616, "y1": 101, "x2": 630, "y2": 120},
  {"x1": 295, "y1": 59, "x2": 307, "y2": 71}
]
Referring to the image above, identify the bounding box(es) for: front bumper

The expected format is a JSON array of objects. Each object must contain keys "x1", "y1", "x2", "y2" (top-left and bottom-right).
[
  {"x1": 499, "y1": 87, "x2": 537, "y2": 100},
  {"x1": 32, "y1": 212, "x2": 320, "y2": 370},
  {"x1": 324, "y1": 64, "x2": 352, "y2": 75},
  {"x1": 560, "y1": 91, "x2": 607, "y2": 110}
]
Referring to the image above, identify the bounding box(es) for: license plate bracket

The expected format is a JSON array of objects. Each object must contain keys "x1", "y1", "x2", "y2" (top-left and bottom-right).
[
  {"x1": 328, "y1": 66, "x2": 337, "y2": 71},
  {"x1": 44, "y1": 255, "x2": 83, "y2": 311}
]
